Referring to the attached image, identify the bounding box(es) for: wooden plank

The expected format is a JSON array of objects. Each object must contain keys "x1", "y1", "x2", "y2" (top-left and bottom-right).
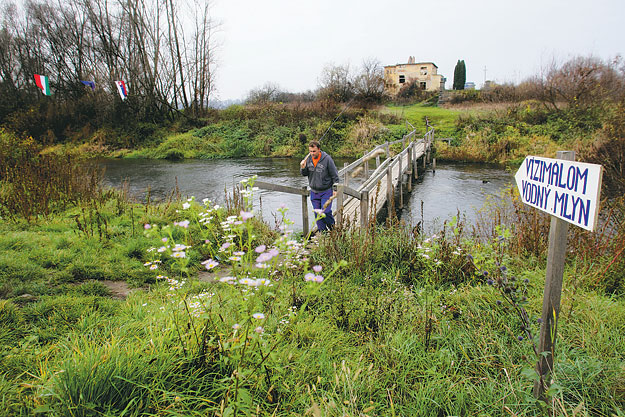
[
  {"x1": 255, "y1": 180, "x2": 309, "y2": 196},
  {"x1": 386, "y1": 164, "x2": 393, "y2": 214},
  {"x1": 341, "y1": 185, "x2": 361, "y2": 199},
  {"x1": 399, "y1": 155, "x2": 403, "y2": 209}
]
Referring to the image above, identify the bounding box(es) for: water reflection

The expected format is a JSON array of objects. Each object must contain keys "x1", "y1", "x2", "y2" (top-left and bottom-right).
[{"x1": 403, "y1": 163, "x2": 514, "y2": 232}]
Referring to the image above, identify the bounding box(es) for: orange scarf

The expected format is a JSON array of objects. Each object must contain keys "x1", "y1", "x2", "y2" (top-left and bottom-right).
[{"x1": 312, "y1": 154, "x2": 321, "y2": 167}]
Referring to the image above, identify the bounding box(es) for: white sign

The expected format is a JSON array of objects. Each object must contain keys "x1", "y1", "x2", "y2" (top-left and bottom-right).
[{"x1": 515, "y1": 156, "x2": 603, "y2": 231}]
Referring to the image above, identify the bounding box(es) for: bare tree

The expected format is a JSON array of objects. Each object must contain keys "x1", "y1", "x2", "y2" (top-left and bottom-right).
[
  {"x1": 245, "y1": 82, "x2": 282, "y2": 104},
  {"x1": 353, "y1": 57, "x2": 385, "y2": 103},
  {"x1": 317, "y1": 63, "x2": 354, "y2": 102},
  {"x1": 535, "y1": 56, "x2": 624, "y2": 111},
  {"x1": 190, "y1": 0, "x2": 217, "y2": 115},
  {"x1": 0, "y1": 0, "x2": 220, "y2": 138}
]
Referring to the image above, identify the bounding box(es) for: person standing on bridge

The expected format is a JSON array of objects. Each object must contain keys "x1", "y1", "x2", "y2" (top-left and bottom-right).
[{"x1": 300, "y1": 140, "x2": 339, "y2": 232}]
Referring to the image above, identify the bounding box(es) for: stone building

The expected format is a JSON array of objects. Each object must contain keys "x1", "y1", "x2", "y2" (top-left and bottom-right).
[{"x1": 383, "y1": 57, "x2": 446, "y2": 95}]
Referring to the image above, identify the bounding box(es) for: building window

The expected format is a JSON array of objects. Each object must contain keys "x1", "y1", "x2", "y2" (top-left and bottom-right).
[
  {"x1": 399, "y1": 75, "x2": 405, "y2": 84},
  {"x1": 420, "y1": 82, "x2": 426, "y2": 90},
  {"x1": 420, "y1": 66, "x2": 427, "y2": 75}
]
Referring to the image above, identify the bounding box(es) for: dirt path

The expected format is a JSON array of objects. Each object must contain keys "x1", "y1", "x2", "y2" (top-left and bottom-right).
[
  {"x1": 100, "y1": 270, "x2": 226, "y2": 300},
  {"x1": 100, "y1": 280, "x2": 134, "y2": 300}
]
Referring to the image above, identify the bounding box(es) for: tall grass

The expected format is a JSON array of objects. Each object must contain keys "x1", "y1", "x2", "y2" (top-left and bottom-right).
[{"x1": 0, "y1": 129, "x2": 102, "y2": 221}]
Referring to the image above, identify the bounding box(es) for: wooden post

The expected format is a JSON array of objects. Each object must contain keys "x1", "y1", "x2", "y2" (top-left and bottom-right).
[
  {"x1": 399, "y1": 155, "x2": 403, "y2": 209},
  {"x1": 407, "y1": 145, "x2": 413, "y2": 192},
  {"x1": 364, "y1": 159, "x2": 369, "y2": 179},
  {"x1": 301, "y1": 186, "x2": 309, "y2": 237},
  {"x1": 344, "y1": 162, "x2": 349, "y2": 187},
  {"x1": 533, "y1": 150, "x2": 574, "y2": 399},
  {"x1": 376, "y1": 154, "x2": 380, "y2": 168},
  {"x1": 433, "y1": 158, "x2": 436, "y2": 173},
  {"x1": 335, "y1": 184, "x2": 344, "y2": 226},
  {"x1": 360, "y1": 190, "x2": 369, "y2": 228},
  {"x1": 386, "y1": 164, "x2": 393, "y2": 216},
  {"x1": 385, "y1": 142, "x2": 390, "y2": 157}
]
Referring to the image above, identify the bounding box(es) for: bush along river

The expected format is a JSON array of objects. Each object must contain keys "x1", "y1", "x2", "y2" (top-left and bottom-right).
[{"x1": 100, "y1": 158, "x2": 514, "y2": 232}]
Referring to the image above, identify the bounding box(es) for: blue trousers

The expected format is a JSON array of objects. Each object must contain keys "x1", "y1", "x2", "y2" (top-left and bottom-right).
[{"x1": 310, "y1": 189, "x2": 335, "y2": 232}]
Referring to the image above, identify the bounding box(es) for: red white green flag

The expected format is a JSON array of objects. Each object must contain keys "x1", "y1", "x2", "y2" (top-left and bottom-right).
[{"x1": 34, "y1": 74, "x2": 51, "y2": 96}]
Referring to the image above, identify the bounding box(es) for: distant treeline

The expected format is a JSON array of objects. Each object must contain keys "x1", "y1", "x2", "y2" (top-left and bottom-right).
[
  {"x1": 0, "y1": 0, "x2": 217, "y2": 141},
  {"x1": 446, "y1": 56, "x2": 625, "y2": 109}
]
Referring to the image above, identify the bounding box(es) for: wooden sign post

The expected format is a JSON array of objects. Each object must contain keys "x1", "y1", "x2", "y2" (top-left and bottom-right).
[
  {"x1": 533, "y1": 151, "x2": 573, "y2": 398},
  {"x1": 514, "y1": 151, "x2": 603, "y2": 399}
]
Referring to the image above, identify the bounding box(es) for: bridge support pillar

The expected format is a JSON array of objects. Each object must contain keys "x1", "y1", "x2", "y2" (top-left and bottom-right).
[
  {"x1": 335, "y1": 184, "x2": 344, "y2": 226},
  {"x1": 301, "y1": 186, "x2": 309, "y2": 237},
  {"x1": 360, "y1": 190, "x2": 369, "y2": 228},
  {"x1": 413, "y1": 160, "x2": 419, "y2": 180},
  {"x1": 386, "y1": 165, "x2": 393, "y2": 218}
]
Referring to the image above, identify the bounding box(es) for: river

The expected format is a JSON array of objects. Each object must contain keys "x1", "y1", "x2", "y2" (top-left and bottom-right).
[{"x1": 100, "y1": 158, "x2": 514, "y2": 232}]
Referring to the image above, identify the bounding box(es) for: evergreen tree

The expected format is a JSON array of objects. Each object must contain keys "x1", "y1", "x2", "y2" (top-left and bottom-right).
[{"x1": 453, "y1": 60, "x2": 466, "y2": 90}]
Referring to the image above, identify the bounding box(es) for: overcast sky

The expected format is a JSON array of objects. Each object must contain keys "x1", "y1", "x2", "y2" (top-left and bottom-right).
[{"x1": 208, "y1": 0, "x2": 624, "y2": 101}]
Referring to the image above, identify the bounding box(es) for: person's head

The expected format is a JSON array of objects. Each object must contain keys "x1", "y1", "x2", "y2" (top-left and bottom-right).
[{"x1": 308, "y1": 141, "x2": 321, "y2": 158}]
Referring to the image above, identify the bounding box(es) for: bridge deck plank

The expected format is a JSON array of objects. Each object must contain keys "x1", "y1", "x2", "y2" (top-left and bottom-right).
[{"x1": 335, "y1": 142, "x2": 427, "y2": 228}]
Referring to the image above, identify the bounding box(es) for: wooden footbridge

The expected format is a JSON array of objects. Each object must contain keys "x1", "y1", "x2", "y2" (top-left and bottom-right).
[{"x1": 255, "y1": 123, "x2": 436, "y2": 236}]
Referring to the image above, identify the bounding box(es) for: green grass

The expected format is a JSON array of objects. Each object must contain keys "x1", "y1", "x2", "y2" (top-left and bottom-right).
[
  {"x1": 0, "y1": 205, "x2": 624, "y2": 415},
  {"x1": 2, "y1": 264, "x2": 622, "y2": 416},
  {"x1": 0, "y1": 175, "x2": 624, "y2": 415},
  {"x1": 382, "y1": 103, "x2": 464, "y2": 138}
]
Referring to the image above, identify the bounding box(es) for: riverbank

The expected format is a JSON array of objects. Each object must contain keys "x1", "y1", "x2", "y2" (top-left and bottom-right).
[
  {"x1": 36, "y1": 103, "x2": 461, "y2": 161},
  {"x1": 37, "y1": 99, "x2": 613, "y2": 174}
]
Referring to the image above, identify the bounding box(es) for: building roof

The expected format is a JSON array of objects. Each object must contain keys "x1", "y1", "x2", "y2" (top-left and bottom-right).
[{"x1": 384, "y1": 62, "x2": 438, "y2": 69}]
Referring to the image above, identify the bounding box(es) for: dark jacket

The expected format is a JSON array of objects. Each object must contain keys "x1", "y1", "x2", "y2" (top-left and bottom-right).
[{"x1": 300, "y1": 151, "x2": 340, "y2": 193}]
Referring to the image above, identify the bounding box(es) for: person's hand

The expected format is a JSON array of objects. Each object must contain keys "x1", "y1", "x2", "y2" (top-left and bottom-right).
[{"x1": 300, "y1": 153, "x2": 309, "y2": 169}]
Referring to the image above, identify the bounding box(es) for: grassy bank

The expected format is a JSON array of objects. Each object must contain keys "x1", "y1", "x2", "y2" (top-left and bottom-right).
[
  {"x1": 0, "y1": 174, "x2": 624, "y2": 415},
  {"x1": 110, "y1": 103, "x2": 468, "y2": 161},
  {"x1": 92, "y1": 100, "x2": 616, "y2": 174},
  {"x1": 109, "y1": 104, "x2": 409, "y2": 160},
  {"x1": 29, "y1": 98, "x2": 617, "y2": 176}
]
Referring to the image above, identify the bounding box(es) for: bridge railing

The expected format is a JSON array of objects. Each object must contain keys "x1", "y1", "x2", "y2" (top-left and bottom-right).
[
  {"x1": 254, "y1": 126, "x2": 434, "y2": 234},
  {"x1": 335, "y1": 130, "x2": 431, "y2": 227}
]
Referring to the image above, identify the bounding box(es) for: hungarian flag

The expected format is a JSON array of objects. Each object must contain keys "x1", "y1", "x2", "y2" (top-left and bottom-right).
[
  {"x1": 115, "y1": 80, "x2": 127, "y2": 100},
  {"x1": 81, "y1": 80, "x2": 96, "y2": 91},
  {"x1": 34, "y1": 74, "x2": 51, "y2": 96}
]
